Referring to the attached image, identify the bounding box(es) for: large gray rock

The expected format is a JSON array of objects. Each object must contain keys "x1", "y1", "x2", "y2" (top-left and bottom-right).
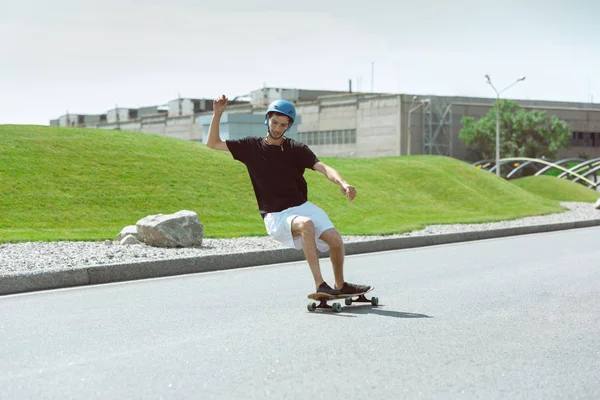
[{"x1": 136, "y1": 210, "x2": 204, "y2": 248}]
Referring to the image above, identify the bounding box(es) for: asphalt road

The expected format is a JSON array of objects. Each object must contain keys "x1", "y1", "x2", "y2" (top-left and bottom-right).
[{"x1": 1, "y1": 227, "x2": 599, "y2": 399}]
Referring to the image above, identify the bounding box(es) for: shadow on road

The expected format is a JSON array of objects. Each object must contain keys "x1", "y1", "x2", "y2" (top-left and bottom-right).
[{"x1": 309, "y1": 305, "x2": 432, "y2": 319}]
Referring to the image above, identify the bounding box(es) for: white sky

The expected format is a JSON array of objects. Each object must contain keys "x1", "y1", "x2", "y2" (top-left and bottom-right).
[{"x1": 1, "y1": 0, "x2": 599, "y2": 125}]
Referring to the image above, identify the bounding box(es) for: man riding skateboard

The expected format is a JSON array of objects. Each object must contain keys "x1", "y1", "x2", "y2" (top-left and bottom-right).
[{"x1": 206, "y1": 94, "x2": 370, "y2": 296}]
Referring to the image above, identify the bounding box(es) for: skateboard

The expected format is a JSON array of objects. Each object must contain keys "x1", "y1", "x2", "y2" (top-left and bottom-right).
[{"x1": 306, "y1": 286, "x2": 378, "y2": 312}]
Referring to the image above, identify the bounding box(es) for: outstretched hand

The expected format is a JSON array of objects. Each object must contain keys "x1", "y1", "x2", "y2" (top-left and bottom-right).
[
  {"x1": 340, "y1": 183, "x2": 356, "y2": 201},
  {"x1": 213, "y1": 94, "x2": 228, "y2": 114}
]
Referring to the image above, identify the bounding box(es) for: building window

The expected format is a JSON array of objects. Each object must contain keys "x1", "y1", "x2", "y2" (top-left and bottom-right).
[
  {"x1": 298, "y1": 129, "x2": 357, "y2": 146},
  {"x1": 571, "y1": 131, "x2": 600, "y2": 147}
]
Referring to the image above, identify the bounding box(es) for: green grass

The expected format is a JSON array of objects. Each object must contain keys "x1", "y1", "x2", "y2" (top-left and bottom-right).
[
  {"x1": 510, "y1": 175, "x2": 600, "y2": 202},
  {"x1": 0, "y1": 124, "x2": 579, "y2": 243}
]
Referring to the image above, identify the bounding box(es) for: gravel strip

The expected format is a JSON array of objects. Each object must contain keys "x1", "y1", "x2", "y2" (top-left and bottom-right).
[{"x1": 1, "y1": 202, "x2": 599, "y2": 277}]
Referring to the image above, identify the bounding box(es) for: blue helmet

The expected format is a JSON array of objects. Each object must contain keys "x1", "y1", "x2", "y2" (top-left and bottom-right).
[{"x1": 265, "y1": 100, "x2": 296, "y2": 131}]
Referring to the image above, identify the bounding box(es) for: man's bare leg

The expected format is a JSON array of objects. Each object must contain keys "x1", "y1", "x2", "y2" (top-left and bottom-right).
[
  {"x1": 291, "y1": 217, "x2": 325, "y2": 290},
  {"x1": 319, "y1": 228, "x2": 345, "y2": 289}
]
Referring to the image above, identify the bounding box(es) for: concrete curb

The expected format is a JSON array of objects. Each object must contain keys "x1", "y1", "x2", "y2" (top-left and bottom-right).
[{"x1": 2, "y1": 219, "x2": 600, "y2": 296}]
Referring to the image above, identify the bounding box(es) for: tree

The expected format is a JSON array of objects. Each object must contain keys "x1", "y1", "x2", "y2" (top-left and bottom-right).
[{"x1": 459, "y1": 100, "x2": 571, "y2": 160}]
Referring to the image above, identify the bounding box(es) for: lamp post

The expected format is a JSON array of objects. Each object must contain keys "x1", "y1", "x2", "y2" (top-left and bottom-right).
[
  {"x1": 408, "y1": 96, "x2": 430, "y2": 156},
  {"x1": 484, "y1": 74, "x2": 526, "y2": 176}
]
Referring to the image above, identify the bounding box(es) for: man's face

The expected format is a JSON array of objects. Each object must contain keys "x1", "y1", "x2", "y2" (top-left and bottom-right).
[{"x1": 268, "y1": 113, "x2": 291, "y2": 138}]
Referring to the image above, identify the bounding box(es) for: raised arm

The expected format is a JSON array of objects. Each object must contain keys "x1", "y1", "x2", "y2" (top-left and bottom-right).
[
  {"x1": 312, "y1": 161, "x2": 357, "y2": 201},
  {"x1": 206, "y1": 94, "x2": 230, "y2": 152}
]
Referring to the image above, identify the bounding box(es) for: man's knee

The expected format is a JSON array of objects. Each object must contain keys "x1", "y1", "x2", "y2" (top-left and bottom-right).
[
  {"x1": 321, "y1": 228, "x2": 343, "y2": 249},
  {"x1": 291, "y1": 217, "x2": 315, "y2": 236}
]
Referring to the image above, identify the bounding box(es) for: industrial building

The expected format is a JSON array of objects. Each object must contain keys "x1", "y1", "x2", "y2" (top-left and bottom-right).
[
  {"x1": 51, "y1": 86, "x2": 600, "y2": 161},
  {"x1": 51, "y1": 113, "x2": 106, "y2": 127}
]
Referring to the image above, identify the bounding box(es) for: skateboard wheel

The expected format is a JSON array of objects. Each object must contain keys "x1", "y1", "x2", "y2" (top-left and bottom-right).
[
  {"x1": 371, "y1": 297, "x2": 379, "y2": 306},
  {"x1": 332, "y1": 303, "x2": 342, "y2": 313},
  {"x1": 345, "y1": 298, "x2": 352, "y2": 306},
  {"x1": 307, "y1": 302, "x2": 317, "y2": 312}
]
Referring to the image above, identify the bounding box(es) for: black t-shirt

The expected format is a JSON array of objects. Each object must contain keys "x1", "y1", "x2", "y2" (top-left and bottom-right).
[{"x1": 225, "y1": 136, "x2": 320, "y2": 217}]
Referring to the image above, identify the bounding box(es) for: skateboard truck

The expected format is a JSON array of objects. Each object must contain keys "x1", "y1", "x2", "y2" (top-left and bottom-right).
[
  {"x1": 308, "y1": 300, "x2": 342, "y2": 312},
  {"x1": 345, "y1": 293, "x2": 379, "y2": 306}
]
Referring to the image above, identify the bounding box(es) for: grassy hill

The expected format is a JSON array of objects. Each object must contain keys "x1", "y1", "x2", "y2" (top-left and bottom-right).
[
  {"x1": 510, "y1": 175, "x2": 600, "y2": 202},
  {"x1": 0, "y1": 125, "x2": 576, "y2": 243}
]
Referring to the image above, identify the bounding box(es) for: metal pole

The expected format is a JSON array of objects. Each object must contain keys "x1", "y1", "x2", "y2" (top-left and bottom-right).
[
  {"x1": 408, "y1": 96, "x2": 416, "y2": 156},
  {"x1": 495, "y1": 95, "x2": 500, "y2": 176},
  {"x1": 408, "y1": 110, "x2": 412, "y2": 156},
  {"x1": 116, "y1": 103, "x2": 120, "y2": 130},
  {"x1": 371, "y1": 62, "x2": 374, "y2": 93},
  {"x1": 398, "y1": 95, "x2": 403, "y2": 156},
  {"x1": 484, "y1": 74, "x2": 526, "y2": 177}
]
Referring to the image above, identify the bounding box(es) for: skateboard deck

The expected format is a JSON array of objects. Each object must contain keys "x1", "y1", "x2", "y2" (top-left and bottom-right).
[{"x1": 307, "y1": 286, "x2": 378, "y2": 312}]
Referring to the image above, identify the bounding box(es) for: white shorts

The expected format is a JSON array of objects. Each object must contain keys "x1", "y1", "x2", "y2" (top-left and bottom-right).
[{"x1": 263, "y1": 201, "x2": 335, "y2": 253}]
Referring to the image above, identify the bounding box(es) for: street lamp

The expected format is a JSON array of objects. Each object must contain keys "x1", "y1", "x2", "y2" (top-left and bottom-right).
[
  {"x1": 408, "y1": 96, "x2": 430, "y2": 156},
  {"x1": 484, "y1": 74, "x2": 526, "y2": 176}
]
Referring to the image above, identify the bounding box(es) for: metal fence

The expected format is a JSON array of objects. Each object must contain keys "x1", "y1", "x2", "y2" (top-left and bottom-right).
[{"x1": 298, "y1": 129, "x2": 357, "y2": 146}]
